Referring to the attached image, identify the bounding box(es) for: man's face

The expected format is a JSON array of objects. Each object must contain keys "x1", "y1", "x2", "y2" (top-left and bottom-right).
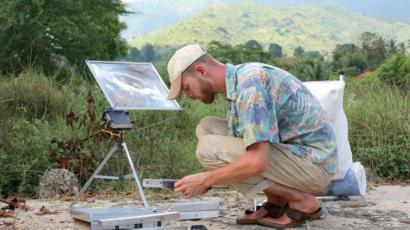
[{"x1": 181, "y1": 73, "x2": 215, "y2": 104}]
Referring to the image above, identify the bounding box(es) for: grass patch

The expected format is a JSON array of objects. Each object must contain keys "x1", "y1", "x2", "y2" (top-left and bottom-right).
[{"x1": 345, "y1": 78, "x2": 409, "y2": 181}]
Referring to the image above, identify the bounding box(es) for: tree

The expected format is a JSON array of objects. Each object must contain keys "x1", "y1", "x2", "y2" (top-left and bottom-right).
[
  {"x1": 293, "y1": 46, "x2": 304, "y2": 58},
  {"x1": 268, "y1": 43, "x2": 283, "y2": 58},
  {"x1": 293, "y1": 59, "x2": 329, "y2": 81},
  {"x1": 330, "y1": 43, "x2": 366, "y2": 75},
  {"x1": 207, "y1": 41, "x2": 235, "y2": 63},
  {"x1": 245, "y1": 39, "x2": 263, "y2": 50},
  {"x1": 398, "y1": 42, "x2": 407, "y2": 54},
  {"x1": 129, "y1": 47, "x2": 142, "y2": 62},
  {"x1": 408, "y1": 39, "x2": 410, "y2": 52},
  {"x1": 347, "y1": 53, "x2": 367, "y2": 75},
  {"x1": 359, "y1": 32, "x2": 386, "y2": 71},
  {"x1": 141, "y1": 43, "x2": 155, "y2": 62},
  {"x1": 387, "y1": 39, "x2": 398, "y2": 56},
  {"x1": 207, "y1": 40, "x2": 275, "y2": 65},
  {"x1": 0, "y1": 0, "x2": 128, "y2": 76},
  {"x1": 332, "y1": 44, "x2": 357, "y2": 62}
]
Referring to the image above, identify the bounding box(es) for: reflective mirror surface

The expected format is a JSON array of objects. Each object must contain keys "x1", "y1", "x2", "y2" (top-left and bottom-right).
[{"x1": 86, "y1": 61, "x2": 181, "y2": 110}]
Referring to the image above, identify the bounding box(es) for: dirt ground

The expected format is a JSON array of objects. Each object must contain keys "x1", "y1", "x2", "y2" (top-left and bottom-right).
[{"x1": 1, "y1": 185, "x2": 409, "y2": 230}]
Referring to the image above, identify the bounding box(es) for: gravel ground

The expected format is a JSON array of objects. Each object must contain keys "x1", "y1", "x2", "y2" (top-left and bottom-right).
[{"x1": 1, "y1": 185, "x2": 409, "y2": 230}]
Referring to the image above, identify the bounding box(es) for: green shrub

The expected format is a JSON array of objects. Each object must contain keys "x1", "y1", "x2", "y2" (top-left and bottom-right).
[
  {"x1": 0, "y1": 70, "x2": 69, "y2": 120},
  {"x1": 369, "y1": 54, "x2": 410, "y2": 93},
  {"x1": 345, "y1": 79, "x2": 409, "y2": 180},
  {"x1": 0, "y1": 71, "x2": 86, "y2": 197},
  {"x1": 0, "y1": 118, "x2": 57, "y2": 196}
]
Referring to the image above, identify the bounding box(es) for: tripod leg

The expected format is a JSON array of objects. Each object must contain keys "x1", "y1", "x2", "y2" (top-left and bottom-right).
[
  {"x1": 121, "y1": 142, "x2": 149, "y2": 208},
  {"x1": 69, "y1": 144, "x2": 119, "y2": 208}
]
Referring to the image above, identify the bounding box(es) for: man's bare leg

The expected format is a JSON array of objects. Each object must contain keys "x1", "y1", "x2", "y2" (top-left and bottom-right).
[{"x1": 264, "y1": 190, "x2": 287, "y2": 207}]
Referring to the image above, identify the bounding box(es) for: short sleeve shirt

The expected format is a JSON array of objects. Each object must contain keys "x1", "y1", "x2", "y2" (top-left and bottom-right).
[{"x1": 225, "y1": 63, "x2": 337, "y2": 174}]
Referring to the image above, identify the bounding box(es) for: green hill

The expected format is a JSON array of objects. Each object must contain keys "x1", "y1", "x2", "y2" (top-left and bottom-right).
[{"x1": 130, "y1": 2, "x2": 410, "y2": 54}]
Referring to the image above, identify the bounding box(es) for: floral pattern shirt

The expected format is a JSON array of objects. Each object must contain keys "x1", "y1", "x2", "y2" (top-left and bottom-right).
[{"x1": 225, "y1": 63, "x2": 337, "y2": 174}]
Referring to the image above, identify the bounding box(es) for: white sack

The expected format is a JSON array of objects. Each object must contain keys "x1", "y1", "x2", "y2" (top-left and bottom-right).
[
  {"x1": 303, "y1": 80, "x2": 353, "y2": 180},
  {"x1": 351, "y1": 162, "x2": 367, "y2": 195}
]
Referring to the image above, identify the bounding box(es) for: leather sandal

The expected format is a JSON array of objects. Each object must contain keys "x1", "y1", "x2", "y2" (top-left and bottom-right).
[
  {"x1": 257, "y1": 205, "x2": 324, "y2": 229},
  {"x1": 236, "y1": 202, "x2": 286, "y2": 225}
]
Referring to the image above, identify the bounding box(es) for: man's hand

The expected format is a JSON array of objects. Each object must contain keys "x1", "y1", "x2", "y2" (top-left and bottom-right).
[
  {"x1": 174, "y1": 172, "x2": 211, "y2": 198},
  {"x1": 174, "y1": 142, "x2": 270, "y2": 198}
]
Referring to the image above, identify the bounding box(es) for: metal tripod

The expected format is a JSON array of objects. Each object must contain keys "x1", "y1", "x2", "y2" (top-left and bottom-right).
[{"x1": 69, "y1": 133, "x2": 148, "y2": 208}]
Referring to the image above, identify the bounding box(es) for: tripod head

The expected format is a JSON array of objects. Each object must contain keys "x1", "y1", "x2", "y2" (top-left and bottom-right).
[{"x1": 102, "y1": 108, "x2": 133, "y2": 130}]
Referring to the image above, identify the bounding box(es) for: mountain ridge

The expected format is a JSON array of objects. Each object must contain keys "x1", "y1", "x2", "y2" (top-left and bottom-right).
[
  {"x1": 121, "y1": 0, "x2": 410, "y2": 40},
  {"x1": 129, "y1": 2, "x2": 410, "y2": 54}
]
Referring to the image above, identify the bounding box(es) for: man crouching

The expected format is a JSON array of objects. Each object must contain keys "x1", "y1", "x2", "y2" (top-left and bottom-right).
[{"x1": 167, "y1": 44, "x2": 337, "y2": 228}]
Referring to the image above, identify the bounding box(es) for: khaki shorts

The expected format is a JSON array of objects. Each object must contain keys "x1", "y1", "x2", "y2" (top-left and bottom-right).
[{"x1": 195, "y1": 116, "x2": 332, "y2": 198}]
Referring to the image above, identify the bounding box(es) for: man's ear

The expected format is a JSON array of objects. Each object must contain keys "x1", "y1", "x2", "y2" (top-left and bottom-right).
[{"x1": 195, "y1": 65, "x2": 207, "y2": 79}]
